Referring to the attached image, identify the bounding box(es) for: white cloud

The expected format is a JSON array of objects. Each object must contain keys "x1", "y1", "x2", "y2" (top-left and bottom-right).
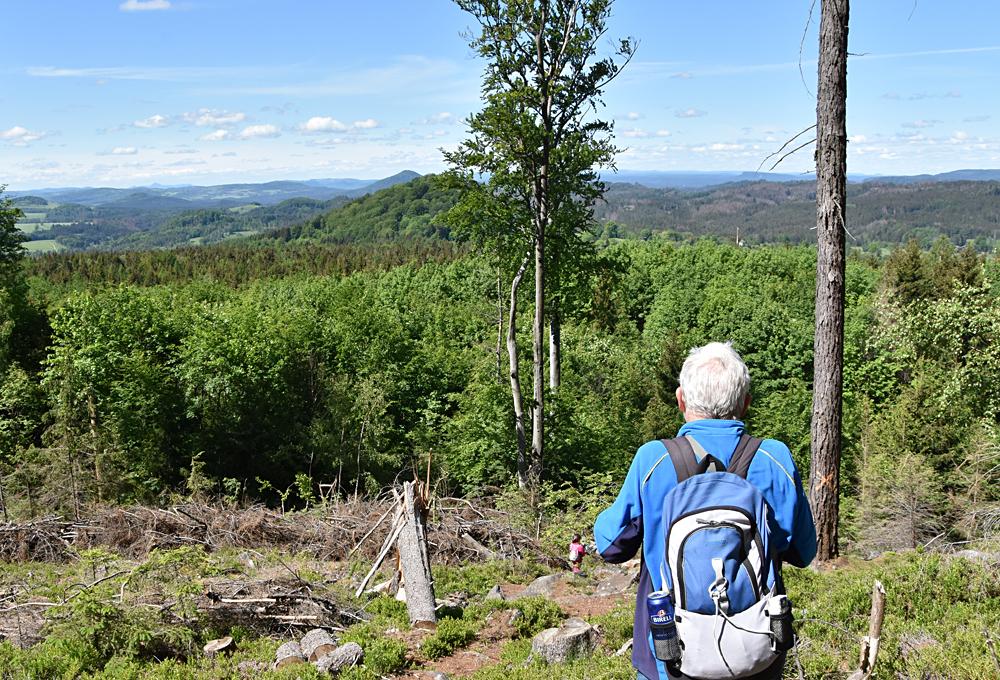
[
  {"x1": 239, "y1": 124, "x2": 280, "y2": 139},
  {"x1": 656, "y1": 129, "x2": 672, "y2": 137},
  {"x1": 901, "y1": 119, "x2": 940, "y2": 129},
  {"x1": 200, "y1": 129, "x2": 231, "y2": 142},
  {"x1": 2, "y1": 125, "x2": 46, "y2": 144},
  {"x1": 134, "y1": 114, "x2": 169, "y2": 128},
  {"x1": 621, "y1": 128, "x2": 649, "y2": 138},
  {"x1": 119, "y1": 0, "x2": 171, "y2": 11},
  {"x1": 676, "y1": 108, "x2": 707, "y2": 118},
  {"x1": 626, "y1": 112, "x2": 641, "y2": 121},
  {"x1": 671, "y1": 71, "x2": 693, "y2": 79},
  {"x1": 353, "y1": 119, "x2": 379, "y2": 129},
  {"x1": 111, "y1": 146, "x2": 138, "y2": 155},
  {"x1": 420, "y1": 112, "x2": 454, "y2": 125},
  {"x1": 183, "y1": 109, "x2": 246, "y2": 127},
  {"x1": 851, "y1": 134, "x2": 868, "y2": 143},
  {"x1": 302, "y1": 116, "x2": 347, "y2": 132},
  {"x1": 950, "y1": 130, "x2": 969, "y2": 142}
]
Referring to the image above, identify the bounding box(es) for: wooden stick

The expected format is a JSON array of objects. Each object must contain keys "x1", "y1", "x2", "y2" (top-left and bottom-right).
[
  {"x1": 355, "y1": 512, "x2": 404, "y2": 597},
  {"x1": 986, "y1": 629, "x2": 1000, "y2": 675},
  {"x1": 857, "y1": 580, "x2": 886, "y2": 678},
  {"x1": 347, "y1": 506, "x2": 393, "y2": 558}
]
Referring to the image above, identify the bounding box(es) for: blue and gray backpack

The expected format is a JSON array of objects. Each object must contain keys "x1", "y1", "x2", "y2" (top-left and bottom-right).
[{"x1": 658, "y1": 434, "x2": 791, "y2": 678}]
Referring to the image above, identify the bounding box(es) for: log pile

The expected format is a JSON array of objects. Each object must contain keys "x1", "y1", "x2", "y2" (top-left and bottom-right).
[{"x1": 0, "y1": 496, "x2": 561, "y2": 567}]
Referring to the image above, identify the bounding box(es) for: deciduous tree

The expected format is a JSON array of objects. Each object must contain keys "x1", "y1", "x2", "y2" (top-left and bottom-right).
[{"x1": 445, "y1": 0, "x2": 633, "y2": 493}]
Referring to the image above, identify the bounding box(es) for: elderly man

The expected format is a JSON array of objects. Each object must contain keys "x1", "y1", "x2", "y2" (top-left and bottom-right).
[{"x1": 594, "y1": 342, "x2": 816, "y2": 680}]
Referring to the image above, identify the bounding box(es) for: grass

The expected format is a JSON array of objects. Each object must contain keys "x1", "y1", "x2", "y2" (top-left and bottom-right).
[
  {"x1": 23, "y1": 239, "x2": 66, "y2": 253},
  {"x1": 2, "y1": 547, "x2": 998, "y2": 679}
]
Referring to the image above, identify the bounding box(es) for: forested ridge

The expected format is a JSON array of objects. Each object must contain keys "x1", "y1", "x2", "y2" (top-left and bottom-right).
[{"x1": 18, "y1": 174, "x2": 1000, "y2": 253}]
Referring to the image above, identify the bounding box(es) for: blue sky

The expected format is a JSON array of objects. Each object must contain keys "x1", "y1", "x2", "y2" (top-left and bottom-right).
[{"x1": 2, "y1": 0, "x2": 998, "y2": 189}]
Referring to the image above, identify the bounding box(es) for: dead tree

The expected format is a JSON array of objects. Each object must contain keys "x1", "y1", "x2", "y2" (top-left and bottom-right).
[
  {"x1": 809, "y1": 0, "x2": 850, "y2": 561},
  {"x1": 397, "y1": 481, "x2": 436, "y2": 626}
]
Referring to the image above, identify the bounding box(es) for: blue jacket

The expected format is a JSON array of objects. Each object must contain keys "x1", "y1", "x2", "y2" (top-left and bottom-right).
[{"x1": 593, "y1": 420, "x2": 817, "y2": 680}]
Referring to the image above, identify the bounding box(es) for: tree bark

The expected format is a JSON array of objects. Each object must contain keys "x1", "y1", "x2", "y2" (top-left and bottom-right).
[
  {"x1": 496, "y1": 264, "x2": 504, "y2": 385},
  {"x1": 549, "y1": 308, "x2": 561, "y2": 391},
  {"x1": 531, "y1": 223, "x2": 545, "y2": 494},
  {"x1": 509, "y1": 255, "x2": 530, "y2": 489},
  {"x1": 809, "y1": 0, "x2": 849, "y2": 562},
  {"x1": 397, "y1": 481, "x2": 437, "y2": 626}
]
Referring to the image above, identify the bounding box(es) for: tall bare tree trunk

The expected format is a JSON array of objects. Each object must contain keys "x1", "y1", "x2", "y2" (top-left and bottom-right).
[
  {"x1": 531, "y1": 220, "x2": 545, "y2": 494},
  {"x1": 508, "y1": 255, "x2": 530, "y2": 489},
  {"x1": 809, "y1": 0, "x2": 850, "y2": 562},
  {"x1": 496, "y1": 265, "x2": 504, "y2": 385},
  {"x1": 549, "y1": 308, "x2": 561, "y2": 391}
]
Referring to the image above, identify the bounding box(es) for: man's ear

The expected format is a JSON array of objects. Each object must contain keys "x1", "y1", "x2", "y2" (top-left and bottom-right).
[
  {"x1": 676, "y1": 387, "x2": 686, "y2": 414},
  {"x1": 740, "y1": 393, "x2": 752, "y2": 418}
]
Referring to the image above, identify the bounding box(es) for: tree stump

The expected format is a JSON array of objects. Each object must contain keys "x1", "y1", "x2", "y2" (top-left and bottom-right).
[
  {"x1": 301, "y1": 628, "x2": 338, "y2": 662},
  {"x1": 315, "y1": 642, "x2": 363, "y2": 675},
  {"x1": 203, "y1": 636, "x2": 234, "y2": 658},
  {"x1": 274, "y1": 640, "x2": 306, "y2": 668},
  {"x1": 531, "y1": 617, "x2": 598, "y2": 663},
  {"x1": 398, "y1": 481, "x2": 437, "y2": 626}
]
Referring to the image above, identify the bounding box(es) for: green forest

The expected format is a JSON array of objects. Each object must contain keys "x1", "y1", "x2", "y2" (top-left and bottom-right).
[{"x1": 3, "y1": 196, "x2": 997, "y2": 555}]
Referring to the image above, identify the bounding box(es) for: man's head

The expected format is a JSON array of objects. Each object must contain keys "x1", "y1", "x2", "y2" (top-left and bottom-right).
[{"x1": 675, "y1": 341, "x2": 751, "y2": 421}]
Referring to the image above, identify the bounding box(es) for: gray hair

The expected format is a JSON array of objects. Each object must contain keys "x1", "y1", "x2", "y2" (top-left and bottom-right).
[{"x1": 678, "y1": 342, "x2": 751, "y2": 420}]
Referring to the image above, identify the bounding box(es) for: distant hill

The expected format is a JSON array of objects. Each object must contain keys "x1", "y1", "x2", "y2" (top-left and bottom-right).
[
  {"x1": 262, "y1": 174, "x2": 459, "y2": 244},
  {"x1": 595, "y1": 179, "x2": 1000, "y2": 245},
  {"x1": 11, "y1": 171, "x2": 423, "y2": 208},
  {"x1": 17, "y1": 171, "x2": 422, "y2": 250},
  {"x1": 17, "y1": 171, "x2": 1000, "y2": 252}
]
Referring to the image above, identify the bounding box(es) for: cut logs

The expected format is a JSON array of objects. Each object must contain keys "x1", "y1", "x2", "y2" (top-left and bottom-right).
[
  {"x1": 315, "y1": 642, "x2": 364, "y2": 674},
  {"x1": 301, "y1": 628, "x2": 338, "y2": 662},
  {"x1": 274, "y1": 640, "x2": 306, "y2": 668}
]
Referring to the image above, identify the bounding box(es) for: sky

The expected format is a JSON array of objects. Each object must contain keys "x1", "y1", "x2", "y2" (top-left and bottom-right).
[{"x1": 2, "y1": 0, "x2": 999, "y2": 189}]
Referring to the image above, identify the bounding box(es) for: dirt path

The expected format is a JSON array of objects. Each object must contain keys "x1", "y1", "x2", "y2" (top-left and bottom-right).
[{"x1": 398, "y1": 565, "x2": 637, "y2": 679}]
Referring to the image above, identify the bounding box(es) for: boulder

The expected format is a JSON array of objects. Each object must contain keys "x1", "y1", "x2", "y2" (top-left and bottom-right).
[
  {"x1": 530, "y1": 617, "x2": 599, "y2": 663},
  {"x1": 594, "y1": 570, "x2": 635, "y2": 596},
  {"x1": 485, "y1": 584, "x2": 506, "y2": 601},
  {"x1": 314, "y1": 642, "x2": 364, "y2": 675},
  {"x1": 522, "y1": 573, "x2": 563, "y2": 598}
]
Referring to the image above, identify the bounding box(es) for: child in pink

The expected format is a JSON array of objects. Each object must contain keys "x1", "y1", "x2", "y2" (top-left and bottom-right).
[{"x1": 569, "y1": 533, "x2": 586, "y2": 574}]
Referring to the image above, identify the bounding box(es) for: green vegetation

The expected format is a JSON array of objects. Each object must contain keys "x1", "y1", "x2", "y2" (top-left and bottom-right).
[{"x1": 2, "y1": 237, "x2": 998, "y2": 557}]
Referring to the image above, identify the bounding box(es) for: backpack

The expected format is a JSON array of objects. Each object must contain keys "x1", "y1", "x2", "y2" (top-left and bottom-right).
[{"x1": 658, "y1": 434, "x2": 787, "y2": 679}]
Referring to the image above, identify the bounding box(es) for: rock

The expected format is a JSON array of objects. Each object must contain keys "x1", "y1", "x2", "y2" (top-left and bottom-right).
[
  {"x1": 899, "y1": 631, "x2": 940, "y2": 660},
  {"x1": 314, "y1": 642, "x2": 364, "y2": 675},
  {"x1": 301, "y1": 628, "x2": 338, "y2": 662},
  {"x1": 485, "y1": 584, "x2": 506, "y2": 601},
  {"x1": 237, "y1": 660, "x2": 265, "y2": 676},
  {"x1": 953, "y1": 550, "x2": 999, "y2": 563},
  {"x1": 522, "y1": 573, "x2": 563, "y2": 597},
  {"x1": 530, "y1": 617, "x2": 599, "y2": 663},
  {"x1": 594, "y1": 570, "x2": 635, "y2": 596},
  {"x1": 425, "y1": 673, "x2": 449, "y2": 680}
]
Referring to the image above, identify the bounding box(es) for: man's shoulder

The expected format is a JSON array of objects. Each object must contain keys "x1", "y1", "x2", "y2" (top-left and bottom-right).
[{"x1": 750, "y1": 437, "x2": 799, "y2": 484}]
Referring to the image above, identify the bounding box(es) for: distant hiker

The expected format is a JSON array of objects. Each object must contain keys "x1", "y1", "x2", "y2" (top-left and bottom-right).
[
  {"x1": 594, "y1": 342, "x2": 817, "y2": 680},
  {"x1": 568, "y1": 533, "x2": 586, "y2": 574}
]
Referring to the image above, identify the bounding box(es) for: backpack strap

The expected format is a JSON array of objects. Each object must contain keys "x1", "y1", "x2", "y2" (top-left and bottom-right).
[
  {"x1": 727, "y1": 434, "x2": 764, "y2": 479},
  {"x1": 662, "y1": 437, "x2": 725, "y2": 484}
]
